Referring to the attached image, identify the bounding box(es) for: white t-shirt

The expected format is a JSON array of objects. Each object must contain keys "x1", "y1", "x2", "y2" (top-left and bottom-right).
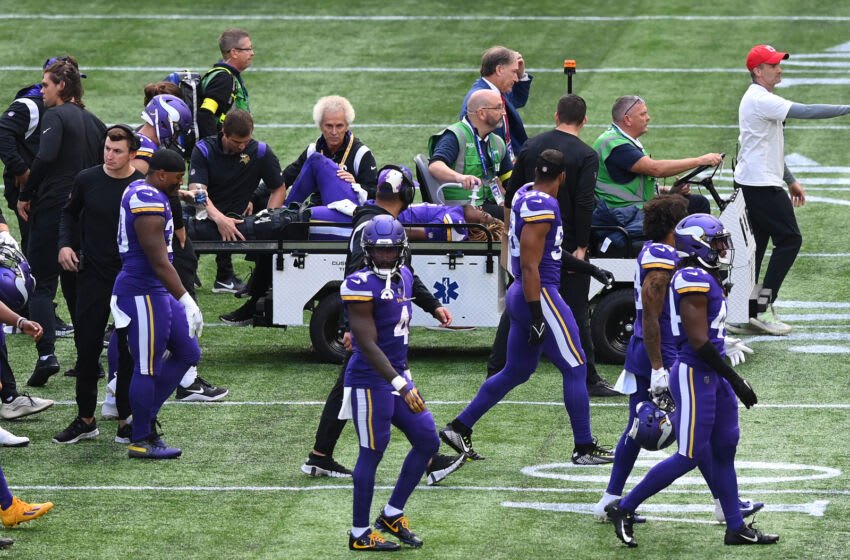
[{"x1": 734, "y1": 83, "x2": 793, "y2": 187}]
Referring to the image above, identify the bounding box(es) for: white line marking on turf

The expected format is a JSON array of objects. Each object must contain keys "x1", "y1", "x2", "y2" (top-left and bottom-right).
[
  {"x1": 10, "y1": 485, "x2": 850, "y2": 496},
  {"x1": 4, "y1": 14, "x2": 850, "y2": 22},
  {"x1": 777, "y1": 301, "x2": 850, "y2": 308},
  {"x1": 501, "y1": 500, "x2": 829, "y2": 518},
  {"x1": 789, "y1": 345, "x2": 850, "y2": 353}
]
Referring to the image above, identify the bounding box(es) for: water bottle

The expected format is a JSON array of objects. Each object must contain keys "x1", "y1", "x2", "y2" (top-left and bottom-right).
[{"x1": 194, "y1": 185, "x2": 208, "y2": 220}]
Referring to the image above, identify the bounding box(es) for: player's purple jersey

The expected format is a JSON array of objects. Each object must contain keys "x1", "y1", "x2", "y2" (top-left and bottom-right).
[
  {"x1": 342, "y1": 266, "x2": 414, "y2": 390},
  {"x1": 398, "y1": 203, "x2": 467, "y2": 241},
  {"x1": 113, "y1": 179, "x2": 174, "y2": 296},
  {"x1": 635, "y1": 242, "x2": 679, "y2": 358},
  {"x1": 670, "y1": 266, "x2": 727, "y2": 366},
  {"x1": 135, "y1": 132, "x2": 157, "y2": 163},
  {"x1": 508, "y1": 183, "x2": 563, "y2": 285}
]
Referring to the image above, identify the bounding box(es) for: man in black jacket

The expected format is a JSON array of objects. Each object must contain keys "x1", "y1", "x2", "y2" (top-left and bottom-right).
[{"x1": 18, "y1": 57, "x2": 105, "y2": 386}]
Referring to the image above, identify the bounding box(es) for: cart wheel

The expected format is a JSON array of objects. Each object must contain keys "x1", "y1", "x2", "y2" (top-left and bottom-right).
[
  {"x1": 590, "y1": 288, "x2": 635, "y2": 365},
  {"x1": 310, "y1": 293, "x2": 346, "y2": 364}
]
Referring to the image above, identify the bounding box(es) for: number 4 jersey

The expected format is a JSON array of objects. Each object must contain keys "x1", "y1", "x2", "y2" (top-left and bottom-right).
[
  {"x1": 670, "y1": 266, "x2": 728, "y2": 367},
  {"x1": 341, "y1": 266, "x2": 414, "y2": 389}
]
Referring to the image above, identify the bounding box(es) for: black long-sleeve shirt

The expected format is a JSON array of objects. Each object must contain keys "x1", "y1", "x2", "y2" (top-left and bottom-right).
[
  {"x1": 20, "y1": 103, "x2": 105, "y2": 211},
  {"x1": 59, "y1": 165, "x2": 144, "y2": 279},
  {"x1": 0, "y1": 87, "x2": 43, "y2": 208}
]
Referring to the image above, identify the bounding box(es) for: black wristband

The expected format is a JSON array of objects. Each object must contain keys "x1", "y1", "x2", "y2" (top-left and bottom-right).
[
  {"x1": 695, "y1": 340, "x2": 738, "y2": 381},
  {"x1": 528, "y1": 300, "x2": 544, "y2": 321}
]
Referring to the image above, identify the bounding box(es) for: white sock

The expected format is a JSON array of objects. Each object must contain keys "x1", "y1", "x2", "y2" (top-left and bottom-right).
[
  {"x1": 383, "y1": 504, "x2": 403, "y2": 518},
  {"x1": 351, "y1": 526, "x2": 370, "y2": 539},
  {"x1": 107, "y1": 376, "x2": 117, "y2": 395},
  {"x1": 179, "y1": 366, "x2": 198, "y2": 389},
  {"x1": 38, "y1": 355, "x2": 52, "y2": 361},
  {"x1": 600, "y1": 492, "x2": 620, "y2": 505}
]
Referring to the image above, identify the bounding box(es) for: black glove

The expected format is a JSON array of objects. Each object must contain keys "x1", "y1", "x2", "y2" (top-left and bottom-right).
[
  {"x1": 528, "y1": 301, "x2": 546, "y2": 346},
  {"x1": 591, "y1": 266, "x2": 615, "y2": 289},
  {"x1": 728, "y1": 375, "x2": 758, "y2": 409}
]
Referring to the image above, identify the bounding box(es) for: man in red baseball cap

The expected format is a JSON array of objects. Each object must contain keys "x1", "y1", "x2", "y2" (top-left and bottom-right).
[
  {"x1": 732, "y1": 44, "x2": 850, "y2": 336},
  {"x1": 745, "y1": 44, "x2": 789, "y2": 71}
]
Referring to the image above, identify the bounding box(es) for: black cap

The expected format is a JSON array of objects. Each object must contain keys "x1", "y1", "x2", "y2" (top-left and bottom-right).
[{"x1": 148, "y1": 149, "x2": 185, "y2": 172}]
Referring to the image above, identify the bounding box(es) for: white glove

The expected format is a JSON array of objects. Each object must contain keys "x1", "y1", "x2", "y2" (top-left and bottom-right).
[
  {"x1": 327, "y1": 199, "x2": 358, "y2": 217},
  {"x1": 351, "y1": 183, "x2": 369, "y2": 205},
  {"x1": 178, "y1": 292, "x2": 204, "y2": 339},
  {"x1": 725, "y1": 336, "x2": 753, "y2": 367},
  {"x1": 0, "y1": 231, "x2": 19, "y2": 250},
  {"x1": 650, "y1": 367, "x2": 669, "y2": 396}
]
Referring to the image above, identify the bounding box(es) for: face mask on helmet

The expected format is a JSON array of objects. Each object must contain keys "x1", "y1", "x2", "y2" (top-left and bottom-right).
[
  {"x1": 674, "y1": 213, "x2": 734, "y2": 269},
  {"x1": 627, "y1": 400, "x2": 676, "y2": 451},
  {"x1": 0, "y1": 245, "x2": 35, "y2": 312},
  {"x1": 361, "y1": 215, "x2": 408, "y2": 280}
]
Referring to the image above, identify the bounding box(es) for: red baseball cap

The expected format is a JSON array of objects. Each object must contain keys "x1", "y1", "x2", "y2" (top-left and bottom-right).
[{"x1": 746, "y1": 45, "x2": 789, "y2": 71}]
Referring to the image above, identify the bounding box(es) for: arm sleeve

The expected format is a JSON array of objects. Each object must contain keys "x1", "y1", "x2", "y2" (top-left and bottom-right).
[
  {"x1": 428, "y1": 132, "x2": 460, "y2": 167},
  {"x1": 506, "y1": 75, "x2": 532, "y2": 109},
  {"x1": 786, "y1": 102, "x2": 850, "y2": 120},
  {"x1": 354, "y1": 150, "x2": 378, "y2": 197},
  {"x1": 561, "y1": 251, "x2": 597, "y2": 274},
  {"x1": 168, "y1": 195, "x2": 184, "y2": 230},
  {"x1": 0, "y1": 102, "x2": 32, "y2": 175},
  {"x1": 411, "y1": 273, "x2": 440, "y2": 314},
  {"x1": 260, "y1": 146, "x2": 285, "y2": 190},
  {"x1": 574, "y1": 151, "x2": 599, "y2": 248},
  {"x1": 58, "y1": 175, "x2": 84, "y2": 249},
  {"x1": 783, "y1": 163, "x2": 797, "y2": 185}
]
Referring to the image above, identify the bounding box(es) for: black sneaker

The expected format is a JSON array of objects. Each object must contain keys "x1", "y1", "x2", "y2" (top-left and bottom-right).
[
  {"x1": 26, "y1": 355, "x2": 60, "y2": 387},
  {"x1": 0, "y1": 537, "x2": 11, "y2": 549},
  {"x1": 55, "y1": 317, "x2": 74, "y2": 338},
  {"x1": 300, "y1": 453, "x2": 353, "y2": 478},
  {"x1": 115, "y1": 423, "x2": 132, "y2": 444},
  {"x1": 175, "y1": 377, "x2": 229, "y2": 402},
  {"x1": 724, "y1": 521, "x2": 779, "y2": 545},
  {"x1": 52, "y1": 416, "x2": 99, "y2": 444},
  {"x1": 219, "y1": 300, "x2": 255, "y2": 326},
  {"x1": 572, "y1": 439, "x2": 615, "y2": 465},
  {"x1": 235, "y1": 271, "x2": 253, "y2": 299},
  {"x1": 426, "y1": 453, "x2": 466, "y2": 485},
  {"x1": 439, "y1": 421, "x2": 474, "y2": 455},
  {"x1": 587, "y1": 378, "x2": 621, "y2": 397},
  {"x1": 375, "y1": 512, "x2": 423, "y2": 548},
  {"x1": 212, "y1": 275, "x2": 246, "y2": 294},
  {"x1": 605, "y1": 499, "x2": 638, "y2": 548},
  {"x1": 349, "y1": 530, "x2": 400, "y2": 551},
  {"x1": 64, "y1": 363, "x2": 106, "y2": 379}
]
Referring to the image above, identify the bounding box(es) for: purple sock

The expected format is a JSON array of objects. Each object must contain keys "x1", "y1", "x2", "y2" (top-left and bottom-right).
[
  {"x1": 606, "y1": 391, "x2": 646, "y2": 495},
  {"x1": 352, "y1": 447, "x2": 383, "y2": 528},
  {"x1": 387, "y1": 434, "x2": 439, "y2": 511},
  {"x1": 129, "y1": 374, "x2": 155, "y2": 442},
  {"x1": 562, "y1": 364, "x2": 592, "y2": 444},
  {"x1": 0, "y1": 466, "x2": 12, "y2": 510},
  {"x1": 620, "y1": 453, "x2": 697, "y2": 512}
]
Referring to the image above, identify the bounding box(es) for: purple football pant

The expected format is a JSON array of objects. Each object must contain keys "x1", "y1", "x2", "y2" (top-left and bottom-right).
[
  {"x1": 457, "y1": 282, "x2": 593, "y2": 446},
  {"x1": 307, "y1": 205, "x2": 353, "y2": 240},
  {"x1": 115, "y1": 294, "x2": 201, "y2": 442},
  {"x1": 620, "y1": 362, "x2": 743, "y2": 530},
  {"x1": 350, "y1": 387, "x2": 440, "y2": 528},
  {"x1": 284, "y1": 151, "x2": 360, "y2": 207}
]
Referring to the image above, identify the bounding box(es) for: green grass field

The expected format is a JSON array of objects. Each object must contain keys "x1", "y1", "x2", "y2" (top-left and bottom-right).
[{"x1": 1, "y1": 1, "x2": 850, "y2": 558}]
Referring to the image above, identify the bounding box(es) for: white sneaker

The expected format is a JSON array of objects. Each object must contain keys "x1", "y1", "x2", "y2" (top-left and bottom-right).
[
  {"x1": 594, "y1": 492, "x2": 620, "y2": 522},
  {"x1": 0, "y1": 394, "x2": 54, "y2": 420},
  {"x1": 0, "y1": 426, "x2": 29, "y2": 447},
  {"x1": 749, "y1": 304, "x2": 792, "y2": 336}
]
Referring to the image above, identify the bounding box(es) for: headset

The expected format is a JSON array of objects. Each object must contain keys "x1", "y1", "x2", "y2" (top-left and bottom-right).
[{"x1": 105, "y1": 123, "x2": 141, "y2": 152}]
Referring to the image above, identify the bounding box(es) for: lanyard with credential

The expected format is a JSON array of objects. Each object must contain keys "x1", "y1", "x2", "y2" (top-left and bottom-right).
[{"x1": 467, "y1": 120, "x2": 497, "y2": 181}]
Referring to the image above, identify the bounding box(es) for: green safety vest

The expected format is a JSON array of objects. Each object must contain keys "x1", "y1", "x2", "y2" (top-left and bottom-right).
[
  {"x1": 201, "y1": 66, "x2": 250, "y2": 124},
  {"x1": 428, "y1": 121, "x2": 506, "y2": 204},
  {"x1": 592, "y1": 125, "x2": 656, "y2": 208}
]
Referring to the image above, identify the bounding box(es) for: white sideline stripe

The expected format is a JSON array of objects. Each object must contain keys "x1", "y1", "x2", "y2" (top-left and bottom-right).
[
  {"x1": 3, "y1": 14, "x2": 850, "y2": 22},
  {"x1": 9, "y1": 484, "x2": 850, "y2": 496},
  {"x1": 777, "y1": 301, "x2": 850, "y2": 309},
  {"x1": 66, "y1": 400, "x2": 850, "y2": 409}
]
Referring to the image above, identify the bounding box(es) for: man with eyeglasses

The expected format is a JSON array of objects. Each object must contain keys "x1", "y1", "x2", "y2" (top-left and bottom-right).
[
  {"x1": 197, "y1": 28, "x2": 254, "y2": 142},
  {"x1": 460, "y1": 46, "x2": 532, "y2": 162},
  {"x1": 428, "y1": 89, "x2": 513, "y2": 220},
  {"x1": 591, "y1": 96, "x2": 722, "y2": 251}
]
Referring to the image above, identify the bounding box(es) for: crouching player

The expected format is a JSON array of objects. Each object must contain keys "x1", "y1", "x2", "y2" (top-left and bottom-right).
[
  {"x1": 606, "y1": 214, "x2": 778, "y2": 547},
  {"x1": 340, "y1": 215, "x2": 440, "y2": 551},
  {"x1": 111, "y1": 149, "x2": 203, "y2": 459}
]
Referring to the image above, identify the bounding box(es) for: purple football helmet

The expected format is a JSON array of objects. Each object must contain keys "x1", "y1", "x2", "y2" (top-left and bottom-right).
[
  {"x1": 141, "y1": 94, "x2": 193, "y2": 155},
  {"x1": 627, "y1": 400, "x2": 675, "y2": 451},
  {"x1": 0, "y1": 245, "x2": 35, "y2": 312},
  {"x1": 376, "y1": 164, "x2": 416, "y2": 207},
  {"x1": 674, "y1": 213, "x2": 733, "y2": 269},
  {"x1": 361, "y1": 215, "x2": 408, "y2": 278}
]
